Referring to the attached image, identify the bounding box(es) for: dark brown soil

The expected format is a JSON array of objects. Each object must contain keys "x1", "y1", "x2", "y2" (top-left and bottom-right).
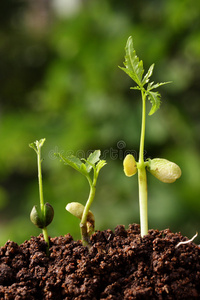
[{"x1": 0, "y1": 224, "x2": 200, "y2": 299}]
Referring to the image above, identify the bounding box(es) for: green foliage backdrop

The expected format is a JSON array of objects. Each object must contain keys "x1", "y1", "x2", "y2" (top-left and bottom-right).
[{"x1": 0, "y1": 0, "x2": 200, "y2": 245}]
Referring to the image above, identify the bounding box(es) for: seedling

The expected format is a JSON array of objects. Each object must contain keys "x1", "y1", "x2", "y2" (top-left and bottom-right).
[
  {"x1": 29, "y1": 138, "x2": 54, "y2": 255},
  {"x1": 120, "y1": 36, "x2": 181, "y2": 237},
  {"x1": 56, "y1": 150, "x2": 106, "y2": 247}
]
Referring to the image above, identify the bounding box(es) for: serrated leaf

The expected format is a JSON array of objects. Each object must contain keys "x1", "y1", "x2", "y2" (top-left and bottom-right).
[
  {"x1": 119, "y1": 36, "x2": 144, "y2": 87},
  {"x1": 130, "y1": 86, "x2": 141, "y2": 91},
  {"x1": 147, "y1": 81, "x2": 171, "y2": 91},
  {"x1": 147, "y1": 90, "x2": 161, "y2": 115},
  {"x1": 85, "y1": 150, "x2": 101, "y2": 172},
  {"x1": 142, "y1": 64, "x2": 154, "y2": 85}
]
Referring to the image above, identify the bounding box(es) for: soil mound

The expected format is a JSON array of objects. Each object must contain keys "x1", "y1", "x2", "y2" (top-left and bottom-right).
[{"x1": 0, "y1": 224, "x2": 199, "y2": 299}]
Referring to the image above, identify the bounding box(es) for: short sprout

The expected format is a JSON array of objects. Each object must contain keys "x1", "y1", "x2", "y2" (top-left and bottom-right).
[{"x1": 56, "y1": 150, "x2": 106, "y2": 247}]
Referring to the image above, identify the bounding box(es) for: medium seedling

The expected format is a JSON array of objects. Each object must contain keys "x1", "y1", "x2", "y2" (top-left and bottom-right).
[
  {"x1": 29, "y1": 138, "x2": 54, "y2": 255},
  {"x1": 56, "y1": 150, "x2": 106, "y2": 247},
  {"x1": 120, "y1": 36, "x2": 181, "y2": 237}
]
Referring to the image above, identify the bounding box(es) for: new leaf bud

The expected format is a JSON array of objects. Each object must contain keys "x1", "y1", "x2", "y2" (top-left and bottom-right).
[
  {"x1": 123, "y1": 154, "x2": 137, "y2": 177},
  {"x1": 147, "y1": 158, "x2": 181, "y2": 183}
]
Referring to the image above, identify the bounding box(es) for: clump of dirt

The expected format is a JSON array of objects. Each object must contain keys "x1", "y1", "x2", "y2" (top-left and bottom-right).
[{"x1": 0, "y1": 224, "x2": 200, "y2": 299}]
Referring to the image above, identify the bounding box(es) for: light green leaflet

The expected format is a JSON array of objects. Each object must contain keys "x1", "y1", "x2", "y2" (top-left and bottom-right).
[
  {"x1": 119, "y1": 36, "x2": 171, "y2": 115},
  {"x1": 55, "y1": 150, "x2": 106, "y2": 178}
]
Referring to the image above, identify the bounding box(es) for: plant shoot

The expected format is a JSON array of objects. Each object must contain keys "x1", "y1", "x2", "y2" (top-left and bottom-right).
[
  {"x1": 120, "y1": 36, "x2": 181, "y2": 237},
  {"x1": 56, "y1": 150, "x2": 106, "y2": 247},
  {"x1": 29, "y1": 138, "x2": 54, "y2": 255}
]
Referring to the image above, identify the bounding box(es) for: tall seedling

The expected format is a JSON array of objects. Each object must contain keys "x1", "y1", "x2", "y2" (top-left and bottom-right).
[{"x1": 120, "y1": 37, "x2": 181, "y2": 237}]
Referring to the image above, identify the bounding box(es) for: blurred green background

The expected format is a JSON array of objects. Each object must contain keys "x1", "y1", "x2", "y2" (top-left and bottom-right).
[{"x1": 0, "y1": 0, "x2": 200, "y2": 246}]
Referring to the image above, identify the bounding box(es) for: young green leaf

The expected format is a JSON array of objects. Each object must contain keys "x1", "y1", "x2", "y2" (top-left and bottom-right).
[
  {"x1": 147, "y1": 81, "x2": 171, "y2": 91},
  {"x1": 119, "y1": 36, "x2": 144, "y2": 87},
  {"x1": 29, "y1": 143, "x2": 37, "y2": 153},
  {"x1": 84, "y1": 150, "x2": 101, "y2": 172},
  {"x1": 29, "y1": 138, "x2": 46, "y2": 155},
  {"x1": 56, "y1": 153, "x2": 87, "y2": 175},
  {"x1": 80, "y1": 163, "x2": 88, "y2": 174},
  {"x1": 120, "y1": 36, "x2": 171, "y2": 116},
  {"x1": 146, "y1": 81, "x2": 171, "y2": 115},
  {"x1": 96, "y1": 159, "x2": 107, "y2": 175},
  {"x1": 146, "y1": 90, "x2": 161, "y2": 116},
  {"x1": 142, "y1": 64, "x2": 154, "y2": 85}
]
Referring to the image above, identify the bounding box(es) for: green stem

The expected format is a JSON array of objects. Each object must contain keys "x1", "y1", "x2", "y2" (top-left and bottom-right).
[
  {"x1": 80, "y1": 175, "x2": 97, "y2": 247},
  {"x1": 139, "y1": 91, "x2": 146, "y2": 163},
  {"x1": 138, "y1": 91, "x2": 148, "y2": 237},
  {"x1": 37, "y1": 146, "x2": 44, "y2": 213},
  {"x1": 37, "y1": 143, "x2": 49, "y2": 251}
]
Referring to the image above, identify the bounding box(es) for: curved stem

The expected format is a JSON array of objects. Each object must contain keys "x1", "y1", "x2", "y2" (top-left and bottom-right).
[
  {"x1": 80, "y1": 174, "x2": 97, "y2": 247},
  {"x1": 138, "y1": 91, "x2": 148, "y2": 237}
]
